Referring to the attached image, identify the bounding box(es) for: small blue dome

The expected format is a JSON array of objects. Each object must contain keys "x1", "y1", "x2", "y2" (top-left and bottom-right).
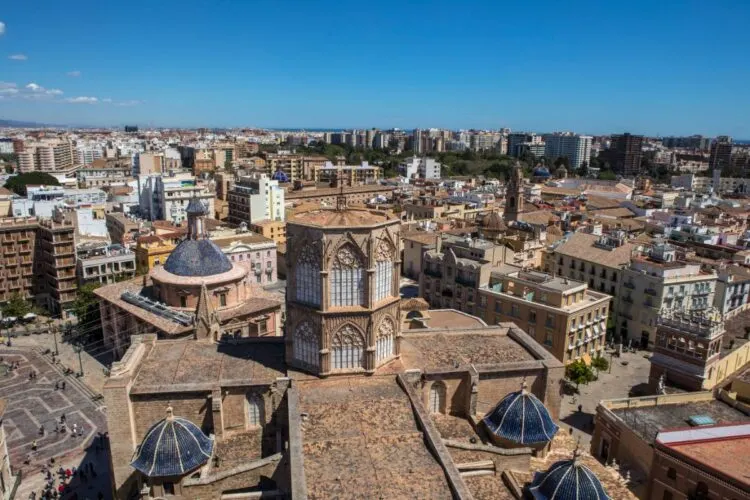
[
  {"x1": 186, "y1": 198, "x2": 207, "y2": 215},
  {"x1": 533, "y1": 166, "x2": 551, "y2": 177},
  {"x1": 529, "y1": 458, "x2": 611, "y2": 499},
  {"x1": 271, "y1": 169, "x2": 289, "y2": 182},
  {"x1": 131, "y1": 412, "x2": 213, "y2": 477},
  {"x1": 163, "y1": 239, "x2": 233, "y2": 277},
  {"x1": 482, "y1": 389, "x2": 559, "y2": 445}
]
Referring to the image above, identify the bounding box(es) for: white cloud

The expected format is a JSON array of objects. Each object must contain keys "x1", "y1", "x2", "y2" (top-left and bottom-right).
[
  {"x1": 65, "y1": 96, "x2": 98, "y2": 104},
  {"x1": 46, "y1": 89, "x2": 63, "y2": 96},
  {"x1": 0, "y1": 87, "x2": 19, "y2": 95},
  {"x1": 25, "y1": 83, "x2": 43, "y2": 92},
  {"x1": 101, "y1": 98, "x2": 113, "y2": 103},
  {"x1": 116, "y1": 99, "x2": 143, "y2": 106},
  {"x1": 0, "y1": 81, "x2": 17, "y2": 90},
  {"x1": 0, "y1": 22, "x2": 6, "y2": 36},
  {"x1": 9, "y1": 54, "x2": 27, "y2": 61},
  {"x1": 66, "y1": 70, "x2": 81, "y2": 77}
]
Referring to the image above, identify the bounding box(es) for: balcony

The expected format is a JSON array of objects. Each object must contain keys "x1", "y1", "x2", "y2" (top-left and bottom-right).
[
  {"x1": 645, "y1": 288, "x2": 657, "y2": 296},
  {"x1": 694, "y1": 290, "x2": 710, "y2": 296},
  {"x1": 643, "y1": 301, "x2": 658, "y2": 309},
  {"x1": 623, "y1": 296, "x2": 634, "y2": 304},
  {"x1": 441, "y1": 289, "x2": 453, "y2": 297},
  {"x1": 624, "y1": 282, "x2": 635, "y2": 290}
]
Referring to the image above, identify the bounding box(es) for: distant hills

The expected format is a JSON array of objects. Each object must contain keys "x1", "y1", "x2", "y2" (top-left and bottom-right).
[{"x1": 0, "y1": 118, "x2": 64, "y2": 128}]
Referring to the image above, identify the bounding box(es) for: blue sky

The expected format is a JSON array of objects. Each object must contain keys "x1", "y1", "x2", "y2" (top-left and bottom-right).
[{"x1": 0, "y1": 0, "x2": 748, "y2": 136}]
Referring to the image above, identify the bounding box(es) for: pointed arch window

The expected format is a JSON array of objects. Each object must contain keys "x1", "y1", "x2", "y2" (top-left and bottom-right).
[
  {"x1": 376, "y1": 317, "x2": 395, "y2": 362},
  {"x1": 295, "y1": 245, "x2": 321, "y2": 306},
  {"x1": 246, "y1": 394, "x2": 264, "y2": 428},
  {"x1": 330, "y1": 244, "x2": 365, "y2": 307},
  {"x1": 429, "y1": 382, "x2": 446, "y2": 414},
  {"x1": 293, "y1": 321, "x2": 319, "y2": 369},
  {"x1": 375, "y1": 239, "x2": 393, "y2": 302},
  {"x1": 331, "y1": 325, "x2": 365, "y2": 370}
]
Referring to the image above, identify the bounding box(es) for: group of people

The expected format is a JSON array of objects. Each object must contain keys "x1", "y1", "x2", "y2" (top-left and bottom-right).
[{"x1": 30, "y1": 461, "x2": 105, "y2": 500}]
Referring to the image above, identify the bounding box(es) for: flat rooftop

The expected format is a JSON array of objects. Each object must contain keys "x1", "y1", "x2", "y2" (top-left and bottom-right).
[
  {"x1": 400, "y1": 326, "x2": 536, "y2": 370},
  {"x1": 131, "y1": 339, "x2": 286, "y2": 393},
  {"x1": 610, "y1": 399, "x2": 750, "y2": 444},
  {"x1": 288, "y1": 207, "x2": 395, "y2": 227},
  {"x1": 657, "y1": 423, "x2": 750, "y2": 489},
  {"x1": 297, "y1": 376, "x2": 453, "y2": 500}
]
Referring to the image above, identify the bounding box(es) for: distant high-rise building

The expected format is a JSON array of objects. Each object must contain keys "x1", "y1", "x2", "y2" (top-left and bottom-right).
[
  {"x1": 543, "y1": 133, "x2": 593, "y2": 170},
  {"x1": 604, "y1": 133, "x2": 643, "y2": 176},
  {"x1": 709, "y1": 136, "x2": 733, "y2": 171},
  {"x1": 412, "y1": 128, "x2": 424, "y2": 154},
  {"x1": 15, "y1": 140, "x2": 75, "y2": 173},
  {"x1": 661, "y1": 135, "x2": 710, "y2": 151}
]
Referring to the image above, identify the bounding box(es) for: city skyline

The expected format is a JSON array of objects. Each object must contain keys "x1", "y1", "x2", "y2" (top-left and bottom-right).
[{"x1": 0, "y1": 1, "x2": 749, "y2": 136}]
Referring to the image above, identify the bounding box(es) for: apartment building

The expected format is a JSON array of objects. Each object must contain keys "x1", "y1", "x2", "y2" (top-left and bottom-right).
[
  {"x1": 478, "y1": 270, "x2": 611, "y2": 363},
  {"x1": 402, "y1": 231, "x2": 440, "y2": 279},
  {"x1": 76, "y1": 158, "x2": 132, "y2": 188},
  {"x1": 603, "y1": 133, "x2": 643, "y2": 176},
  {"x1": 0, "y1": 217, "x2": 37, "y2": 303},
  {"x1": 249, "y1": 219, "x2": 286, "y2": 245},
  {"x1": 709, "y1": 135, "x2": 733, "y2": 170},
  {"x1": 16, "y1": 140, "x2": 76, "y2": 173},
  {"x1": 715, "y1": 266, "x2": 750, "y2": 317},
  {"x1": 399, "y1": 157, "x2": 442, "y2": 180},
  {"x1": 262, "y1": 152, "x2": 303, "y2": 182},
  {"x1": 620, "y1": 243, "x2": 717, "y2": 348},
  {"x1": 136, "y1": 152, "x2": 181, "y2": 175},
  {"x1": 543, "y1": 133, "x2": 593, "y2": 170},
  {"x1": 37, "y1": 211, "x2": 77, "y2": 315},
  {"x1": 105, "y1": 212, "x2": 140, "y2": 246},
  {"x1": 285, "y1": 184, "x2": 392, "y2": 207},
  {"x1": 227, "y1": 174, "x2": 285, "y2": 225},
  {"x1": 135, "y1": 235, "x2": 177, "y2": 272},
  {"x1": 139, "y1": 173, "x2": 214, "y2": 224},
  {"x1": 76, "y1": 146, "x2": 104, "y2": 166},
  {"x1": 310, "y1": 161, "x2": 381, "y2": 186},
  {"x1": 420, "y1": 236, "x2": 513, "y2": 311},
  {"x1": 76, "y1": 243, "x2": 136, "y2": 286}
]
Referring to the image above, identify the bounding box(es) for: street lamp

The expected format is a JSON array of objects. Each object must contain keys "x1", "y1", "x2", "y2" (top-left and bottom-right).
[
  {"x1": 51, "y1": 323, "x2": 59, "y2": 356},
  {"x1": 74, "y1": 343, "x2": 84, "y2": 377}
]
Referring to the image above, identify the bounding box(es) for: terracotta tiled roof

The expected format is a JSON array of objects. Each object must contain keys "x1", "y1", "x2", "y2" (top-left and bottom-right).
[{"x1": 553, "y1": 232, "x2": 634, "y2": 268}]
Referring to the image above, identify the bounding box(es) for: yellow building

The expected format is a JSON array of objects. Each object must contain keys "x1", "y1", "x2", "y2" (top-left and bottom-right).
[
  {"x1": 135, "y1": 235, "x2": 177, "y2": 273},
  {"x1": 250, "y1": 219, "x2": 286, "y2": 245}
]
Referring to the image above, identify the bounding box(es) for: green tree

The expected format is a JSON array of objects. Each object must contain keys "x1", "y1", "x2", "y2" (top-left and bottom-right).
[
  {"x1": 2, "y1": 293, "x2": 32, "y2": 318},
  {"x1": 565, "y1": 359, "x2": 596, "y2": 388},
  {"x1": 554, "y1": 156, "x2": 570, "y2": 169},
  {"x1": 577, "y1": 161, "x2": 589, "y2": 178},
  {"x1": 71, "y1": 282, "x2": 102, "y2": 323},
  {"x1": 598, "y1": 169, "x2": 617, "y2": 181},
  {"x1": 4, "y1": 172, "x2": 60, "y2": 196},
  {"x1": 591, "y1": 355, "x2": 609, "y2": 374}
]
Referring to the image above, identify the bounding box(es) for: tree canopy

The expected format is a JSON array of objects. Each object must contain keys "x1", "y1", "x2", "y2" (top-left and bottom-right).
[
  {"x1": 4, "y1": 172, "x2": 60, "y2": 196},
  {"x1": 71, "y1": 282, "x2": 102, "y2": 323},
  {"x1": 2, "y1": 293, "x2": 32, "y2": 318},
  {"x1": 565, "y1": 359, "x2": 596, "y2": 387}
]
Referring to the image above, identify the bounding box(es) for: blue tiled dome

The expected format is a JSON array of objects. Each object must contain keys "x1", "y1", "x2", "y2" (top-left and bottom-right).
[
  {"x1": 271, "y1": 169, "x2": 289, "y2": 182},
  {"x1": 533, "y1": 166, "x2": 551, "y2": 178},
  {"x1": 163, "y1": 239, "x2": 233, "y2": 277},
  {"x1": 131, "y1": 411, "x2": 213, "y2": 477},
  {"x1": 186, "y1": 198, "x2": 207, "y2": 215},
  {"x1": 482, "y1": 389, "x2": 559, "y2": 445},
  {"x1": 529, "y1": 458, "x2": 611, "y2": 499}
]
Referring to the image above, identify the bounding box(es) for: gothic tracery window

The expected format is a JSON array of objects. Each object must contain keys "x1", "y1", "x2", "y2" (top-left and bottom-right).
[
  {"x1": 330, "y1": 244, "x2": 365, "y2": 307},
  {"x1": 331, "y1": 325, "x2": 365, "y2": 370},
  {"x1": 293, "y1": 321, "x2": 319, "y2": 369},
  {"x1": 246, "y1": 394, "x2": 263, "y2": 428},
  {"x1": 375, "y1": 239, "x2": 393, "y2": 302},
  {"x1": 376, "y1": 317, "x2": 395, "y2": 362},
  {"x1": 296, "y1": 245, "x2": 321, "y2": 306}
]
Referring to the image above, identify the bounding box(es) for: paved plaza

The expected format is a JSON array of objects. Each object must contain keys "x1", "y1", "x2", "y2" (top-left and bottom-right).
[
  {"x1": 558, "y1": 349, "x2": 653, "y2": 446},
  {"x1": 0, "y1": 347, "x2": 111, "y2": 499}
]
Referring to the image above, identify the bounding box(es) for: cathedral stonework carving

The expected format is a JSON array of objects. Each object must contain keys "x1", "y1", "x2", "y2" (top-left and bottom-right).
[{"x1": 285, "y1": 207, "x2": 401, "y2": 375}]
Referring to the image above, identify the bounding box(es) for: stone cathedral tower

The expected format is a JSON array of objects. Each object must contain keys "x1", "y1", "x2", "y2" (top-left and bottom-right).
[
  {"x1": 504, "y1": 163, "x2": 525, "y2": 222},
  {"x1": 285, "y1": 205, "x2": 401, "y2": 376}
]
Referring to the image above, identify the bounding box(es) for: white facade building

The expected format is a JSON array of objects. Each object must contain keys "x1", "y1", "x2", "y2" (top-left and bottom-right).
[
  {"x1": 543, "y1": 133, "x2": 593, "y2": 170},
  {"x1": 227, "y1": 174, "x2": 285, "y2": 225},
  {"x1": 398, "y1": 157, "x2": 442, "y2": 180},
  {"x1": 139, "y1": 173, "x2": 214, "y2": 224}
]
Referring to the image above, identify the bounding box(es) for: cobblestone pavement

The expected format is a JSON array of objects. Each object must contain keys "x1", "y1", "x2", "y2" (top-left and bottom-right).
[
  {"x1": 0, "y1": 347, "x2": 112, "y2": 499},
  {"x1": 558, "y1": 349, "x2": 653, "y2": 447}
]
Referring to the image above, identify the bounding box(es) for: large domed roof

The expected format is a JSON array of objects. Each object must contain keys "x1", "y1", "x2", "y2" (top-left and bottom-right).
[
  {"x1": 529, "y1": 458, "x2": 611, "y2": 499},
  {"x1": 131, "y1": 409, "x2": 213, "y2": 477},
  {"x1": 482, "y1": 388, "x2": 559, "y2": 445},
  {"x1": 163, "y1": 239, "x2": 233, "y2": 277}
]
